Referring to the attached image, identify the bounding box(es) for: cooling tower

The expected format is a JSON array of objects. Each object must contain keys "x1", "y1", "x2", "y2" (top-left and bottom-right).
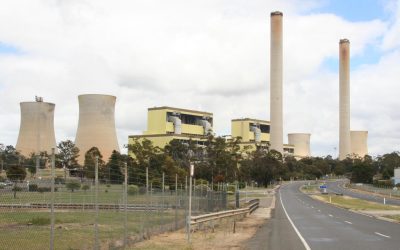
[
  {"x1": 16, "y1": 98, "x2": 57, "y2": 156},
  {"x1": 288, "y1": 133, "x2": 311, "y2": 158},
  {"x1": 75, "y1": 94, "x2": 119, "y2": 164},
  {"x1": 350, "y1": 131, "x2": 368, "y2": 158},
  {"x1": 270, "y1": 11, "x2": 283, "y2": 154},
  {"x1": 339, "y1": 39, "x2": 351, "y2": 160}
]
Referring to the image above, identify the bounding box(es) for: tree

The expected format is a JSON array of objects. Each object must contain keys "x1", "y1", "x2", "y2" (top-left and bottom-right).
[
  {"x1": 105, "y1": 150, "x2": 124, "y2": 184},
  {"x1": 57, "y1": 140, "x2": 80, "y2": 180},
  {"x1": 351, "y1": 157, "x2": 375, "y2": 183},
  {"x1": 66, "y1": 181, "x2": 81, "y2": 192},
  {"x1": 6, "y1": 164, "x2": 26, "y2": 198},
  {"x1": 83, "y1": 147, "x2": 105, "y2": 179}
]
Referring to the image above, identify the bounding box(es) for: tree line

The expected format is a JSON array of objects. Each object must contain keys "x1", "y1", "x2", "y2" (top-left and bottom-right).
[{"x1": 1, "y1": 138, "x2": 399, "y2": 188}]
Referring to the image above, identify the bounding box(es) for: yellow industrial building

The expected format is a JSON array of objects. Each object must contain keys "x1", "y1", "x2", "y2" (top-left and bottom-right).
[
  {"x1": 128, "y1": 107, "x2": 213, "y2": 155},
  {"x1": 230, "y1": 118, "x2": 295, "y2": 155},
  {"x1": 128, "y1": 108, "x2": 298, "y2": 158}
]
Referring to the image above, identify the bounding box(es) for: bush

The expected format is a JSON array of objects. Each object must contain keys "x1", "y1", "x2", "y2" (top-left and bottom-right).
[
  {"x1": 66, "y1": 181, "x2": 81, "y2": 192},
  {"x1": 128, "y1": 185, "x2": 139, "y2": 195},
  {"x1": 37, "y1": 187, "x2": 51, "y2": 193},
  {"x1": 28, "y1": 184, "x2": 38, "y2": 192},
  {"x1": 139, "y1": 186, "x2": 147, "y2": 195},
  {"x1": 81, "y1": 184, "x2": 90, "y2": 192},
  {"x1": 0, "y1": 176, "x2": 6, "y2": 182},
  {"x1": 12, "y1": 186, "x2": 23, "y2": 192},
  {"x1": 29, "y1": 217, "x2": 50, "y2": 225},
  {"x1": 55, "y1": 176, "x2": 65, "y2": 184}
]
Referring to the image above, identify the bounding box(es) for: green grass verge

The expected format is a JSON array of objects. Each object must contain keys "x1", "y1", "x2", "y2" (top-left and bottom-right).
[
  {"x1": 384, "y1": 215, "x2": 400, "y2": 222},
  {"x1": 313, "y1": 195, "x2": 400, "y2": 211},
  {"x1": 0, "y1": 210, "x2": 181, "y2": 250}
]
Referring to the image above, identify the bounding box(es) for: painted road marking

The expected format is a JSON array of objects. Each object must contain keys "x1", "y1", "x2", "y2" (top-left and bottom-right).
[
  {"x1": 317, "y1": 210, "x2": 321, "y2": 212},
  {"x1": 344, "y1": 221, "x2": 352, "y2": 225},
  {"x1": 328, "y1": 214, "x2": 333, "y2": 217},
  {"x1": 375, "y1": 232, "x2": 390, "y2": 238},
  {"x1": 279, "y1": 190, "x2": 311, "y2": 250}
]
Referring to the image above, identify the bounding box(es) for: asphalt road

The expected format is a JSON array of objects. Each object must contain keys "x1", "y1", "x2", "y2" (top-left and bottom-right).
[
  {"x1": 248, "y1": 182, "x2": 400, "y2": 250},
  {"x1": 326, "y1": 180, "x2": 400, "y2": 206}
]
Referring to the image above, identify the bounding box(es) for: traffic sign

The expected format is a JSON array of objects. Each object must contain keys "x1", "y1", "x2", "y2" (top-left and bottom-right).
[{"x1": 320, "y1": 185, "x2": 327, "y2": 189}]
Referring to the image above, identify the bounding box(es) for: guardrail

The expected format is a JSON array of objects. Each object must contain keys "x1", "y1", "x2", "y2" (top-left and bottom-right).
[{"x1": 191, "y1": 199, "x2": 259, "y2": 225}]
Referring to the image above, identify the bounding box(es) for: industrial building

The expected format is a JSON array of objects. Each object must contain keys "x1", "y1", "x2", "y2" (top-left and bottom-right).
[
  {"x1": 393, "y1": 168, "x2": 400, "y2": 185},
  {"x1": 75, "y1": 94, "x2": 120, "y2": 164},
  {"x1": 128, "y1": 106, "x2": 213, "y2": 156},
  {"x1": 16, "y1": 97, "x2": 57, "y2": 156}
]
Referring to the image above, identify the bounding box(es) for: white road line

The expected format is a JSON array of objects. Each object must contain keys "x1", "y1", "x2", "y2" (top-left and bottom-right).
[
  {"x1": 328, "y1": 214, "x2": 333, "y2": 217},
  {"x1": 344, "y1": 221, "x2": 352, "y2": 225},
  {"x1": 279, "y1": 190, "x2": 311, "y2": 250},
  {"x1": 375, "y1": 232, "x2": 391, "y2": 238},
  {"x1": 317, "y1": 210, "x2": 321, "y2": 212}
]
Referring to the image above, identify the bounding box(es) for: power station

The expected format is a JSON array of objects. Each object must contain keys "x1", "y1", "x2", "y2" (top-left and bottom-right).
[
  {"x1": 16, "y1": 97, "x2": 57, "y2": 157},
  {"x1": 74, "y1": 94, "x2": 120, "y2": 164}
]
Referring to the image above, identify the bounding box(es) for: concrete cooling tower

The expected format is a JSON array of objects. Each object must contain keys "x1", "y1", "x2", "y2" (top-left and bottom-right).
[
  {"x1": 350, "y1": 131, "x2": 368, "y2": 158},
  {"x1": 288, "y1": 133, "x2": 311, "y2": 158},
  {"x1": 75, "y1": 94, "x2": 120, "y2": 164},
  {"x1": 270, "y1": 11, "x2": 284, "y2": 154},
  {"x1": 16, "y1": 97, "x2": 57, "y2": 156}
]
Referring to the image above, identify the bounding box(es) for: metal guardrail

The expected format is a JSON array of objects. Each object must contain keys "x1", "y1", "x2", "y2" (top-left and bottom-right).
[{"x1": 191, "y1": 199, "x2": 259, "y2": 225}]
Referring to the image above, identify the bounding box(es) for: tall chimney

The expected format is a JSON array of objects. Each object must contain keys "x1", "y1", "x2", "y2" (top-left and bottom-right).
[
  {"x1": 270, "y1": 11, "x2": 283, "y2": 154},
  {"x1": 339, "y1": 39, "x2": 351, "y2": 160}
]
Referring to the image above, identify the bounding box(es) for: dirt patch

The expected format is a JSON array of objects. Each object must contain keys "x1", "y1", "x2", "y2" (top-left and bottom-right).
[{"x1": 131, "y1": 195, "x2": 275, "y2": 250}]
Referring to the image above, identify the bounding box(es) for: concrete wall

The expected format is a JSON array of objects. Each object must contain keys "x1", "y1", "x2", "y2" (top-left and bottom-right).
[
  {"x1": 75, "y1": 94, "x2": 120, "y2": 164},
  {"x1": 350, "y1": 131, "x2": 368, "y2": 158},
  {"x1": 16, "y1": 101, "x2": 57, "y2": 156},
  {"x1": 288, "y1": 133, "x2": 311, "y2": 158}
]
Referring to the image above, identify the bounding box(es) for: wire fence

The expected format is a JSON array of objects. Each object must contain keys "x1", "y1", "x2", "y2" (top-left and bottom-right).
[
  {"x1": 347, "y1": 183, "x2": 400, "y2": 198},
  {"x1": 0, "y1": 161, "x2": 228, "y2": 250}
]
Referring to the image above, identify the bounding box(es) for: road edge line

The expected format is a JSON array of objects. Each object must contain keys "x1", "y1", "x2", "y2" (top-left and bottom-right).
[{"x1": 279, "y1": 189, "x2": 311, "y2": 250}]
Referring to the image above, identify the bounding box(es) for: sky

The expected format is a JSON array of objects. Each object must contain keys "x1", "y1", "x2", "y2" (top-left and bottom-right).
[{"x1": 0, "y1": 0, "x2": 400, "y2": 157}]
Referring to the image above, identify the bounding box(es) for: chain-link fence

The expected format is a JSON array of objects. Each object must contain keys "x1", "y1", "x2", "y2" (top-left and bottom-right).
[{"x1": 0, "y1": 160, "x2": 228, "y2": 250}]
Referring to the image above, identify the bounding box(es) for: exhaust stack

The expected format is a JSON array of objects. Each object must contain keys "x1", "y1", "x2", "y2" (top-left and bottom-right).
[
  {"x1": 339, "y1": 39, "x2": 351, "y2": 160},
  {"x1": 270, "y1": 11, "x2": 284, "y2": 154}
]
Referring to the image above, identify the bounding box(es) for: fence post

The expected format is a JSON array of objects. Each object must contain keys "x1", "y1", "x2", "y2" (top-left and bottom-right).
[
  {"x1": 94, "y1": 156, "x2": 99, "y2": 250},
  {"x1": 175, "y1": 174, "x2": 178, "y2": 230},
  {"x1": 146, "y1": 167, "x2": 149, "y2": 196},
  {"x1": 50, "y1": 148, "x2": 55, "y2": 250},
  {"x1": 124, "y1": 162, "x2": 128, "y2": 248}
]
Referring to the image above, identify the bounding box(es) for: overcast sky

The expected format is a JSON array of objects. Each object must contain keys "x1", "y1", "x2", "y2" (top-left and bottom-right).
[{"x1": 0, "y1": 0, "x2": 399, "y2": 157}]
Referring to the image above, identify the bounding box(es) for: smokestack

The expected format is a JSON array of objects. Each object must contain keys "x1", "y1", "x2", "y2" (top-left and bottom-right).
[
  {"x1": 339, "y1": 39, "x2": 351, "y2": 160},
  {"x1": 16, "y1": 99, "x2": 57, "y2": 156},
  {"x1": 270, "y1": 11, "x2": 283, "y2": 154},
  {"x1": 75, "y1": 94, "x2": 120, "y2": 164}
]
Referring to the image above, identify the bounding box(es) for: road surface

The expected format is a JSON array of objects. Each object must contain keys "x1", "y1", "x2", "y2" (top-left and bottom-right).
[{"x1": 247, "y1": 182, "x2": 400, "y2": 250}]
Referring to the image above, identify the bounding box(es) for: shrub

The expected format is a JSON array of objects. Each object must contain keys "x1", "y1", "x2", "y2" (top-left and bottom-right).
[
  {"x1": 128, "y1": 185, "x2": 139, "y2": 195},
  {"x1": 29, "y1": 217, "x2": 50, "y2": 225},
  {"x1": 37, "y1": 187, "x2": 51, "y2": 193},
  {"x1": 55, "y1": 176, "x2": 65, "y2": 184},
  {"x1": 12, "y1": 186, "x2": 23, "y2": 192},
  {"x1": 139, "y1": 186, "x2": 147, "y2": 195},
  {"x1": 81, "y1": 184, "x2": 90, "y2": 193},
  {"x1": 66, "y1": 181, "x2": 81, "y2": 192},
  {"x1": 28, "y1": 184, "x2": 38, "y2": 192}
]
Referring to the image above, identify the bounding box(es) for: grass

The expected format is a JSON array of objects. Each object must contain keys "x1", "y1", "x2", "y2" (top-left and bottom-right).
[
  {"x1": 384, "y1": 215, "x2": 400, "y2": 222},
  {"x1": 0, "y1": 210, "x2": 182, "y2": 250},
  {"x1": 301, "y1": 184, "x2": 320, "y2": 193},
  {"x1": 312, "y1": 195, "x2": 400, "y2": 211}
]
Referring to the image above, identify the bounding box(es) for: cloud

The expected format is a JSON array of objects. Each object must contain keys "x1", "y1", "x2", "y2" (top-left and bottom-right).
[{"x1": 0, "y1": 0, "x2": 399, "y2": 156}]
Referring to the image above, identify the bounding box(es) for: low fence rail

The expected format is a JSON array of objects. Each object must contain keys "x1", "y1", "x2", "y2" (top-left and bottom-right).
[
  {"x1": 191, "y1": 199, "x2": 259, "y2": 225},
  {"x1": 0, "y1": 203, "x2": 172, "y2": 211}
]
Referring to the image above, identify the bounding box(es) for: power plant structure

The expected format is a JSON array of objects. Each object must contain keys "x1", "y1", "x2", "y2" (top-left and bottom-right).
[
  {"x1": 339, "y1": 39, "x2": 351, "y2": 160},
  {"x1": 288, "y1": 133, "x2": 311, "y2": 158},
  {"x1": 350, "y1": 131, "x2": 368, "y2": 158},
  {"x1": 270, "y1": 11, "x2": 284, "y2": 154},
  {"x1": 338, "y1": 39, "x2": 369, "y2": 159},
  {"x1": 75, "y1": 94, "x2": 120, "y2": 164},
  {"x1": 16, "y1": 97, "x2": 57, "y2": 157}
]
